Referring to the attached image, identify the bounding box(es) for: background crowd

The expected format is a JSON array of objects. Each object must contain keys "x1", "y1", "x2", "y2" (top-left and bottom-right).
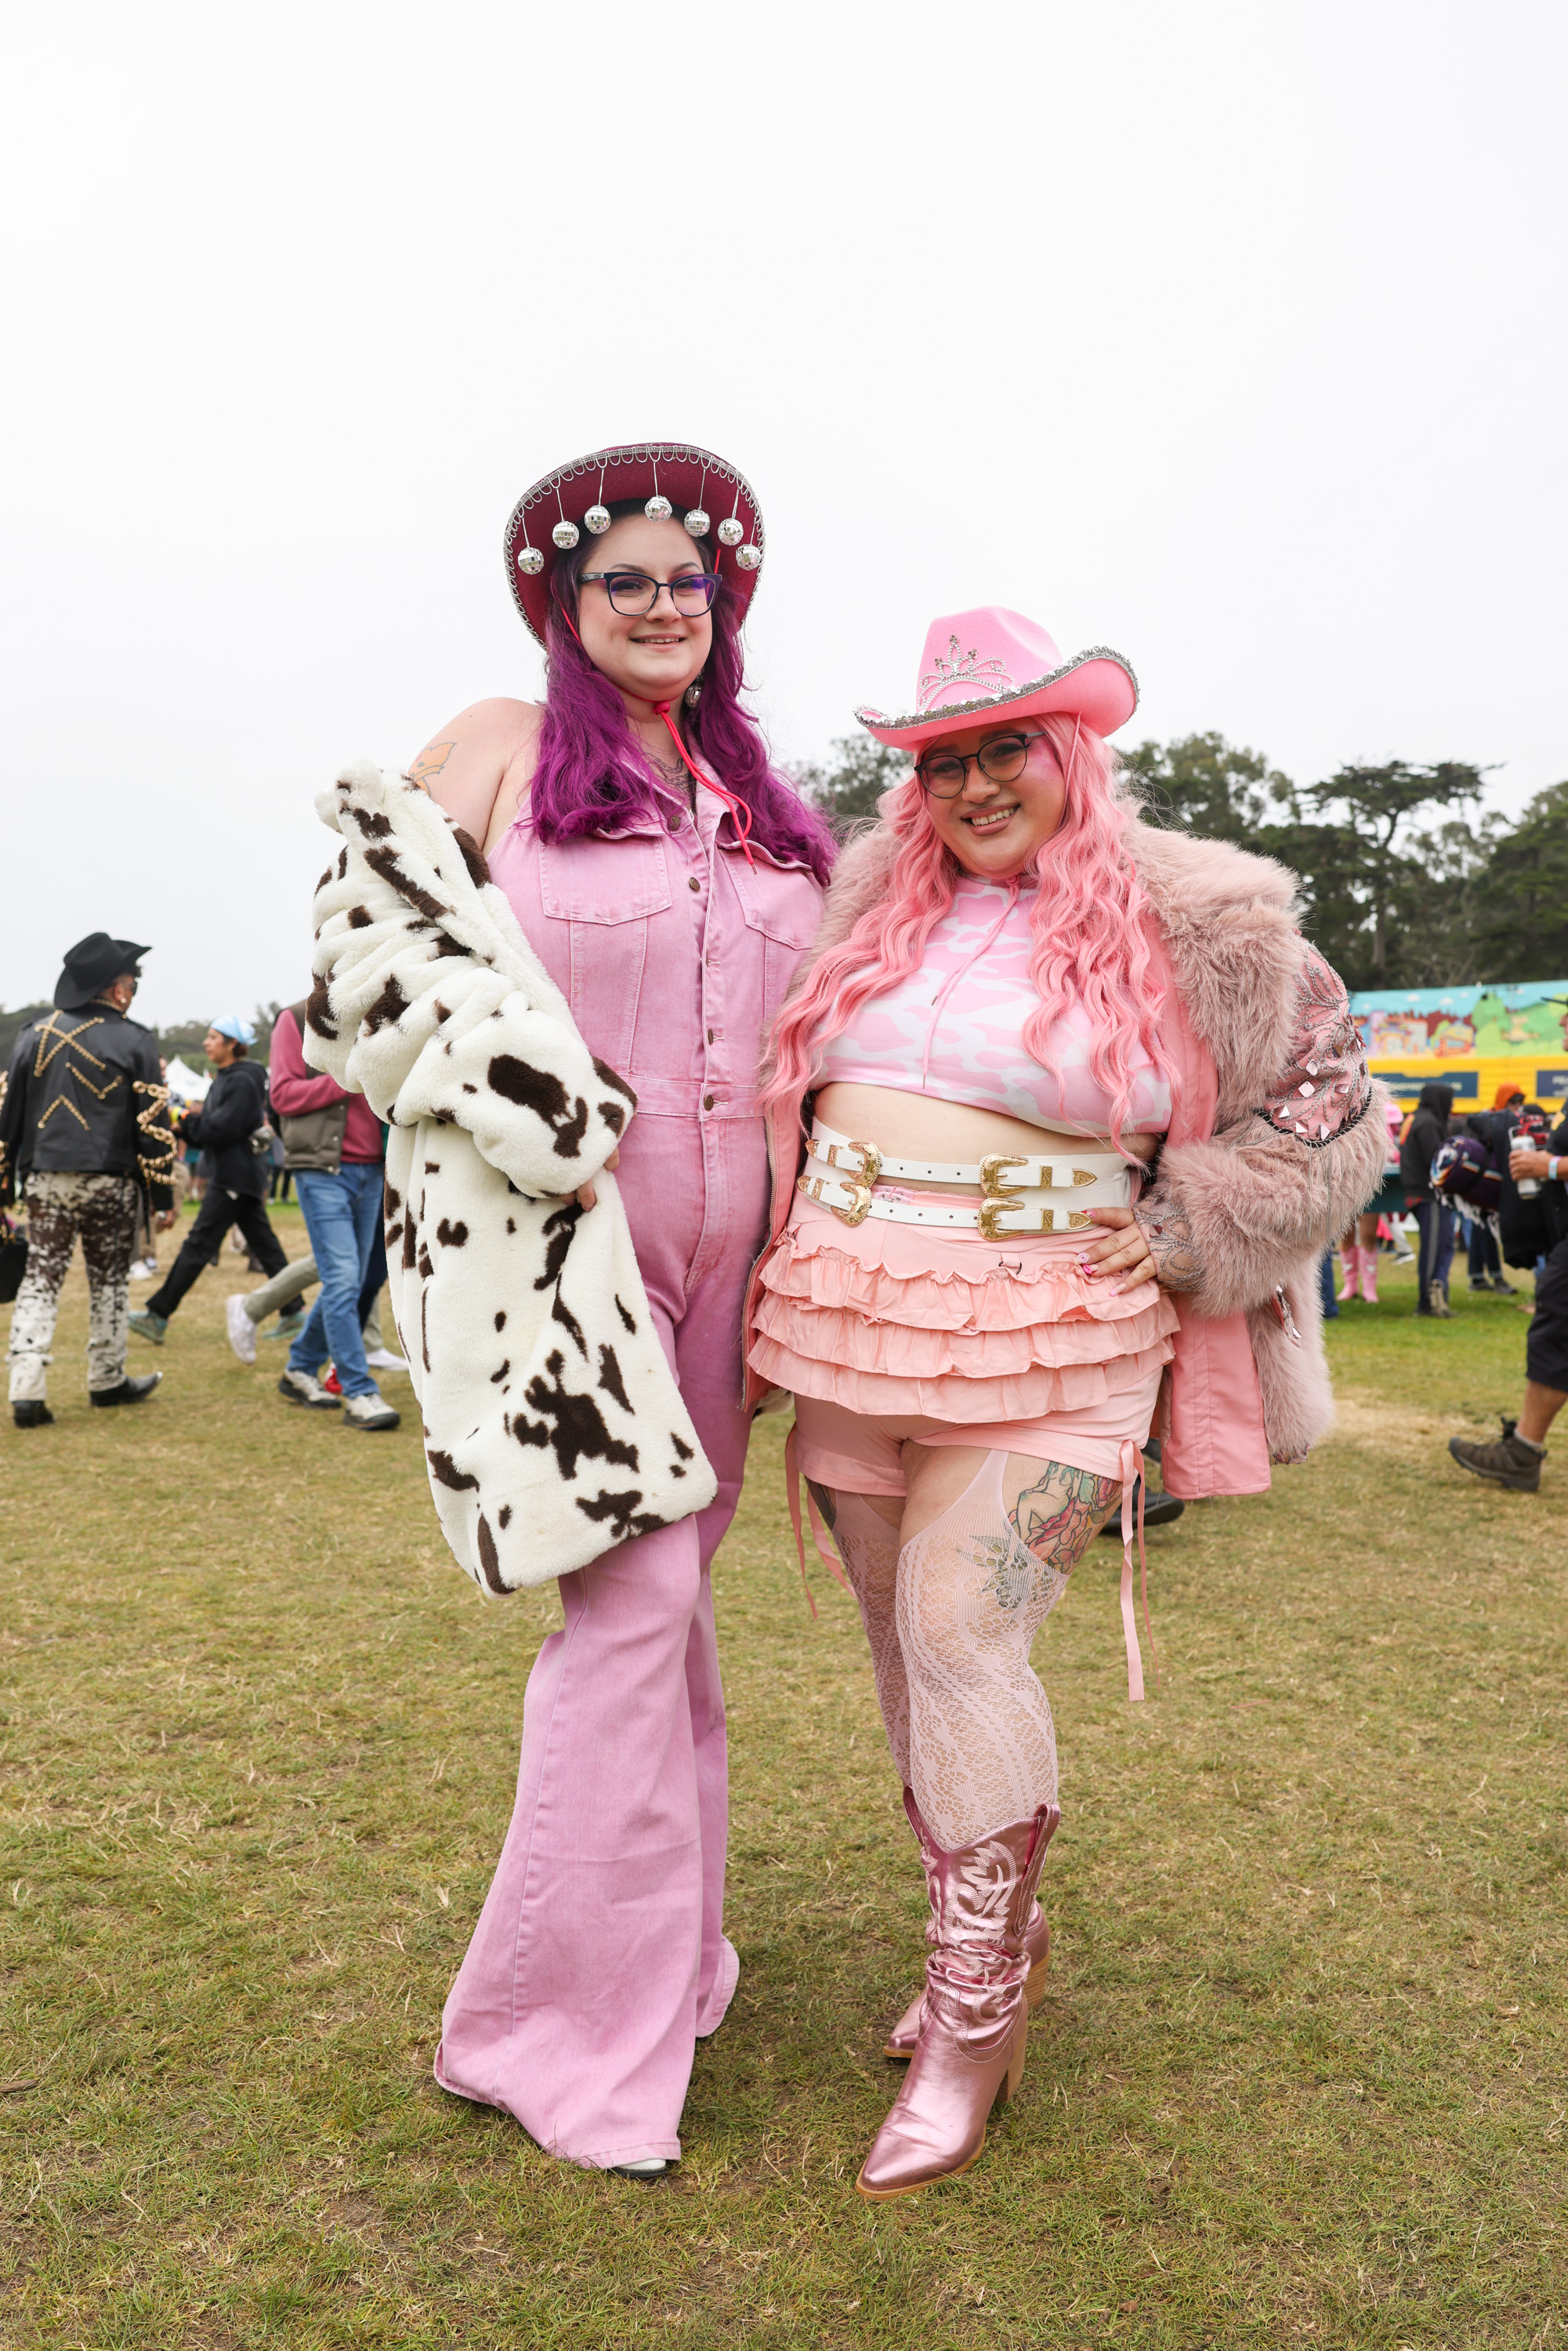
[{"x1": 2, "y1": 939, "x2": 407, "y2": 1433}]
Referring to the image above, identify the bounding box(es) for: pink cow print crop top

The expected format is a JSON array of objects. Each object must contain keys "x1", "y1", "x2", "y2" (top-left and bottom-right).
[{"x1": 812, "y1": 873, "x2": 1173, "y2": 1136}]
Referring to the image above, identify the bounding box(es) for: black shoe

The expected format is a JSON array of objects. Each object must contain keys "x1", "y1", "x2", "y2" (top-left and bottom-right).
[
  {"x1": 90, "y1": 1374, "x2": 163, "y2": 1407},
  {"x1": 1097, "y1": 1479, "x2": 1186, "y2": 1534},
  {"x1": 1448, "y1": 1417, "x2": 1544, "y2": 1493},
  {"x1": 13, "y1": 1400, "x2": 54, "y2": 1428},
  {"x1": 1488, "y1": 1276, "x2": 1519, "y2": 1296}
]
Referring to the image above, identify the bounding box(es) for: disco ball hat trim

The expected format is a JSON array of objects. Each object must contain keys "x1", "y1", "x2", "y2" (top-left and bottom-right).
[
  {"x1": 856, "y1": 606, "x2": 1139, "y2": 750},
  {"x1": 504, "y1": 441, "x2": 765, "y2": 647}
]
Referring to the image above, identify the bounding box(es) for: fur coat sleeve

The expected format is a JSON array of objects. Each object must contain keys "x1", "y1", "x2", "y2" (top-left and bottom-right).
[
  {"x1": 306, "y1": 760, "x2": 717, "y2": 1592},
  {"x1": 1128, "y1": 824, "x2": 1389, "y2": 1323}
]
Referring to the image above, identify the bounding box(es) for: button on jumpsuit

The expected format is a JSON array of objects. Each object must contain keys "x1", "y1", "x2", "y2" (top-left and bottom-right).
[{"x1": 434, "y1": 782, "x2": 821, "y2": 2169}]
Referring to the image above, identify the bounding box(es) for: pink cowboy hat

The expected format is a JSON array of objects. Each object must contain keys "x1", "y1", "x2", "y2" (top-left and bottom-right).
[
  {"x1": 503, "y1": 440, "x2": 765, "y2": 647},
  {"x1": 856, "y1": 607, "x2": 1138, "y2": 748}
]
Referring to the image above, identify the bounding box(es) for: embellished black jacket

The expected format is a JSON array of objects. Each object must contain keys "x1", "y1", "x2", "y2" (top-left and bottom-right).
[{"x1": 0, "y1": 1006, "x2": 176, "y2": 1209}]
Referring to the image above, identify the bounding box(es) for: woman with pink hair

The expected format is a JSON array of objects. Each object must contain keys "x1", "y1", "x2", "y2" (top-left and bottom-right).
[
  {"x1": 748, "y1": 607, "x2": 1387, "y2": 2199},
  {"x1": 407, "y1": 444, "x2": 832, "y2": 2178}
]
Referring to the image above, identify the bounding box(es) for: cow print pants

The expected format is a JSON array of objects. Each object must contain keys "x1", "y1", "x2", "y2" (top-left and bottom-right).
[{"x1": 6, "y1": 1172, "x2": 139, "y2": 1402}]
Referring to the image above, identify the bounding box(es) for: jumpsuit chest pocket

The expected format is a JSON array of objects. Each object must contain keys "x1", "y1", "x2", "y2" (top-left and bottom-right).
[
  {"x1": 729, "y1": 860, "x2": 824, "y2": 1028},
  {"x1": 538, "y1": 834, "x2": 672, "y2": 1074}
]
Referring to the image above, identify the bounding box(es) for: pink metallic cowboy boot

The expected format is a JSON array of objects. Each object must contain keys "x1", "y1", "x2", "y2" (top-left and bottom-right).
[
  {"x1": 1337, "y1": 1246, "x2": 1360, "y2": 1302},
  {"x1": 856, "y1": 1795, "x2": 1059, "y2": 2201},
  {"x1": 882, "y1": 1791, "x2": 1051, "y2": 2058},
  {"x1": 1359, "y1": 1246, "x2": 1380, "y2": 1304}
]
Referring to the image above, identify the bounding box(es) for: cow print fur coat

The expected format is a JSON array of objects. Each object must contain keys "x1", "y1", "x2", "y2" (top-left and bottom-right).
[{"x1": 306, "y1": 759, "x2": 717, "y2": 1592}]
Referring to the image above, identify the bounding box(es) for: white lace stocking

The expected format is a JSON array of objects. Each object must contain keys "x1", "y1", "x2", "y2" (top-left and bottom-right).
[
  {"x1": 895, "y1": 1450, "x2": 1114, "y2": 1848},
  {"x1": 824, "y1": 1491, "x2": 909, "y2": 1785}
]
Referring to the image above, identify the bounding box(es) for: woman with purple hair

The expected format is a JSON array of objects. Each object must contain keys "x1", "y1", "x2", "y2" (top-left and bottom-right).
[{"x1": 409, "y1": 444, "x2": 832, "y2": 2178}]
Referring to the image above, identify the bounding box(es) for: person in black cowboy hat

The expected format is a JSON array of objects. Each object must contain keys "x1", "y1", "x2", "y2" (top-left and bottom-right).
[{"x1": 1, "y1": 933, "x2": 177, "y2": 1425}]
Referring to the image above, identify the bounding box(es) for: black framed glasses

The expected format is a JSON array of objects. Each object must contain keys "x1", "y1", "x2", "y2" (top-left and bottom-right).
[
  {"x1": 580, "y1": 569, "x2": 718, "y2": 618},
  {"x1": 914, "y1": 730, "x2": 1046, "y2": 799}
]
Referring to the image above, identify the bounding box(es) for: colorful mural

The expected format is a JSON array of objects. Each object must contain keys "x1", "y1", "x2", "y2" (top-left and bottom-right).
[{"x1": 1348, "y1": 981, "x2": 1568, "y2": 1108}]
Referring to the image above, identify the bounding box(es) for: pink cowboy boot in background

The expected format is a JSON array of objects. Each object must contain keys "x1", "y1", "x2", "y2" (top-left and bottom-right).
[
  {"x1": 1337, "y1": 1245, "x2": 1362, "y2": 1302},
  {"x1": 1359, "y1": 1245, "x2": 1380, "y2": 1302},
  {"x1": 882, "y1": 1788, "x2": 1052, "y2": 2058},
  {"x1": 858, "y1": 1793, "x2": 1059, "y2": 2201}
]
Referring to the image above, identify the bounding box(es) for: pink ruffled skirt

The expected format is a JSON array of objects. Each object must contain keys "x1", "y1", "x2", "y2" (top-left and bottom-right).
[{"x1": 749, "y1": 1189, "x2": 1181, "y2": 1486}]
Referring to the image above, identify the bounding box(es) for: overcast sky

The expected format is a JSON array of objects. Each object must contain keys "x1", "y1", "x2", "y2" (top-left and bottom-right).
[{"x1": 5, "y1": 1, "x2": 1564, "y2": 1026}]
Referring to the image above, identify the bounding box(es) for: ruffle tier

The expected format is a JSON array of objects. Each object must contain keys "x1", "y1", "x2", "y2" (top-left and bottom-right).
[{"x1": 748, "y1": 1192, "x2": 1181, "y2": 1425}]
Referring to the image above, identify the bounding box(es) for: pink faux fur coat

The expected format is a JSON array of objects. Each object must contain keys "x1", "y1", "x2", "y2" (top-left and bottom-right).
[{"x1": 747, "y1": 812, "x2": 1390, "y2": 1497}]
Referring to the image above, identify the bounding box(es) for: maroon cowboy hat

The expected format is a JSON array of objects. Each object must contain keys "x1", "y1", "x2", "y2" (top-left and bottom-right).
[{"x1": 502, "y1": 440, "x2": 765, "y2": 647}]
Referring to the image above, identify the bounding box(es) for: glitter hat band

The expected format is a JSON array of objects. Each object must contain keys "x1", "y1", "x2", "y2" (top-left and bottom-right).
[
  {"x1": 504, "y1": 441, "x2": 765, "y2": 647},
  {"x1": 856, "y1": 607, "x2": 1139, "y2": 749}
]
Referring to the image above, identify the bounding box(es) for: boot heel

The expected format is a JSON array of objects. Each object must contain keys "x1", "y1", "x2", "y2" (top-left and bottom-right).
[
  {"x1": 993, "y1": 2014, "x2": 1029, "y2": 2111},
  {"x1": 1023, "y1": 1947, "x2": 1050, "y2": 2010}
]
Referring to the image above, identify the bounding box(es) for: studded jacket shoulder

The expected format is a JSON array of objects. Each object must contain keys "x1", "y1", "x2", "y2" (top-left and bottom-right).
[{"x1": 0, "y1": 1007, "x2": 176, "y2": 1210}]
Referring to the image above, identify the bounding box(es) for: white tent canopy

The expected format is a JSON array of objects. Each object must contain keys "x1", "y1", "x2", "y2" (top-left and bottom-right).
[{"x1": 165, "y1": 1055, "x2": 211, "y2": 1103}]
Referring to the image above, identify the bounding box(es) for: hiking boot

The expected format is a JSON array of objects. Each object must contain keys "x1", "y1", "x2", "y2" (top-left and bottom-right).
[
  {"x1": 90, "y1": 1375, "x2": 162, "y2": 1407},
  {"x1": 342, "y1": 1391, "x2": 400, "y2": 1432},
  {"x1": 278, "y1": 1367, "x2": 339, "y2": 1410},
  {"x1": 13, "y1": 1400, "x2": 54, "y2": 1428},
  {"x1": 226, "y1": 1293, "x2": 259, "y2": 1365},
  {"x1": 1448, "y1": 1418, "x2": 1544, "y2": 1493},
  {"x1": 1418, "y1": 1289, "x2": 1454, "y2": 1320},
  {"x1": 128, "y1": 1310, "x2": 168, "y2": 1346}
]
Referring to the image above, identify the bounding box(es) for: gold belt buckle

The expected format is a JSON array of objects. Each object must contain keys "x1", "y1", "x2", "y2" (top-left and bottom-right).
[
  {"x1": 802, "y1": 1137, "x2": 882, "y2": 1227},
  {"x1": 978, "y1": 1153, "x2": 1028, "y2": 1241}
]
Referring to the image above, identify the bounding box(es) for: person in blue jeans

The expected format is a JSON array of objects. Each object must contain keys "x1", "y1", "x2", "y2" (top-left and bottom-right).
[{"x1": 268, "y1": 998, "x2": 400, "y2": 1433}]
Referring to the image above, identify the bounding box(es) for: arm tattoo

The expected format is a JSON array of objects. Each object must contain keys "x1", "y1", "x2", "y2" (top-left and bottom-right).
[
  {"x1": 1135, "y1": 1194, "x2": 1204, "y2": 1291},
  {"x1": 407, "y1": 741, "x2": 457, "y2": 788},
  {"x1": 1010, "y1": 1463, "x2": 1121, "y2": 1574}
]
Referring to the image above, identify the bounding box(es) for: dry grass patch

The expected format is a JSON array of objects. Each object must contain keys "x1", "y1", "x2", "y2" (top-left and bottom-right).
[{"x1": 1, "y1": 1220, "x2": 1564, "y2": 2346}]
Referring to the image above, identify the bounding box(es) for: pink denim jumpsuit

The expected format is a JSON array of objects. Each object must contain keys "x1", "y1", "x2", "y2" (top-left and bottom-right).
[{"x1": 433, "y1": 777, "x2": 822, "y2": 2169}]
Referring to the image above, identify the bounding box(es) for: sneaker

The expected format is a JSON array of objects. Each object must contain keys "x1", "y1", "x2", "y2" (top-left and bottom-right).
[
  {"x1": 608, "y1": 2158, "x2": 670, "y2": 2181},
  {"x1": 226, "y1": 1294, "x2": 259, "y2": 1366},
  {"x1": 266, "y1": 1308, "x2": 306, "y2": 1342},
  {"x1": 1447, "y1": 1417, "x2": 1544, "y2": 1493},
  {"x1": 90, "y1": 1374, "x2": 162, "y2": 1407},
  {"x1": 128, "y1": 1310, "x2": 168, "y2": 1346},
  {"x1": 364, "y1": 1347, "x2": 408, "y2": 1373},
  {"x1": 1488, "y1": 1276, "x2": 1519, "y2": 1296},
  {"x1": 342, "y1": 1391, "x2": 400, "y2": 1432},
  {"x1": 277, "y1": 1367, "x2": 339, "y2": 1410},
  {"x1": 1468, "y1": 1277, "x2": 1493, "y2": 1293},
  {"x1": 12, "y1": 1400, "x2": 54, "y2": 1428},
  {"x1": 128, "y1": 1256, "x2": 159, "y2": 1281}
]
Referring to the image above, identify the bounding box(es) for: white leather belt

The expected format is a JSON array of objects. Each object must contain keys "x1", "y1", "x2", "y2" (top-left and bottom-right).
[{"x1": 798, "y1": 1122, "x2": 1134, "y2": 1237}]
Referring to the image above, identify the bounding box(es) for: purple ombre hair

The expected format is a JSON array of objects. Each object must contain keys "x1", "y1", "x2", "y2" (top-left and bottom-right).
[{"x1": 528, "y1": 505, "x2": 835, "y2": 882}]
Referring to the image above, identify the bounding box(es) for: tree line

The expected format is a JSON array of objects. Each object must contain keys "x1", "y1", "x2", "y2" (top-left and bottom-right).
[
  {"x1": 5, "y1": 733, "x2": 1562, "y2": 1068},
  {"x1": 791, "y1": 733, "x2": 1568, "y2": 989}
]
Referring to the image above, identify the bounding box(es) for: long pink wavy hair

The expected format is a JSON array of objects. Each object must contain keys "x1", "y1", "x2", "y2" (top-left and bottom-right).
[{"x1": 762, "y1": 715, "x2": 1172, "y2": 1148}]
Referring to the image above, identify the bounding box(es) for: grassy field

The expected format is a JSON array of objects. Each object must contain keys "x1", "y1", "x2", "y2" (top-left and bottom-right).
[{"x1": 2, "y1": 1208, "x2": 1565, "y2": 2349}]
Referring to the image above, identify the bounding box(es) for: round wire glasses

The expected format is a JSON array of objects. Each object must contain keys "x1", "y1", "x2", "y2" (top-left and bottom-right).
[{"x1": 914, "y1": 730, "x2": 1046, "y2": 799}]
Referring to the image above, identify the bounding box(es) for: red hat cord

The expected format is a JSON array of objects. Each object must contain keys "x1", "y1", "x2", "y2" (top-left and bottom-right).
[{"x1": 553, "y1": 600, "x2": 756, "y2": 868}]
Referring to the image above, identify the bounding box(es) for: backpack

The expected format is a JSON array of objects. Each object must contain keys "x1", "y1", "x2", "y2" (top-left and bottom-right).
[{"x1": 1430, "y1": 1132, "x2": 1501, "y2": 1214}]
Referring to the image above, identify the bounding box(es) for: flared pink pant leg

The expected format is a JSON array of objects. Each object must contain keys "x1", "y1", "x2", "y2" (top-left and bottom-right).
[{"x1": 434, "y1": 1112, "x2": 760, "y2": 2169}]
